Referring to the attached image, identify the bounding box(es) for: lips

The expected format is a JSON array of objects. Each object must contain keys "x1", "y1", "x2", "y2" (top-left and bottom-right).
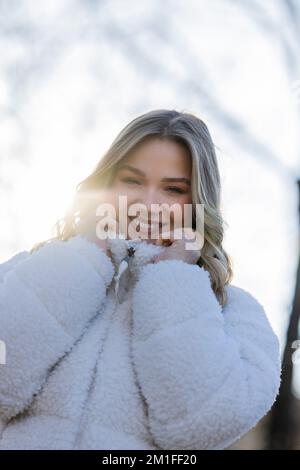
[{"x1": 129, "y1": 218, "x2": 166, "y2": 229}]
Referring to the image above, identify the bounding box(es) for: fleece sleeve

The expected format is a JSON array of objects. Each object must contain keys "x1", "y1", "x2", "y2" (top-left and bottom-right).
[
  {"x1": 130, "y1": 259, "x2": 281, "y2": 450},
  {"x1": 0, "y1": 235, "x2": 115, "y2": 420}
]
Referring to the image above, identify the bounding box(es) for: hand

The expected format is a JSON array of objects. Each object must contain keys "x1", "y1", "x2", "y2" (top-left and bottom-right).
[{"x1": 152, "y1": 228, "x2": 203, "y2": 265}]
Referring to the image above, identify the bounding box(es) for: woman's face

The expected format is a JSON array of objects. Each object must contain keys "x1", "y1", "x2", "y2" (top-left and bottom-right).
[{"x1": 99, "y1": 137, "x2": 193, "y2": 242}]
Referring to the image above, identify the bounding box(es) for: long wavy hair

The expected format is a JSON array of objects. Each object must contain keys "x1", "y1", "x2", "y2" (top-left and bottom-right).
[{"x1": 30, "y1": 108, "x2": 233, "y2": 307}]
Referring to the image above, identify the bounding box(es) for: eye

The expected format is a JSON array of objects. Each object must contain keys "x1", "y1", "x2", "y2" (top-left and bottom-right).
[
  {"x1": 166, "y1": 187, "x2": 185, "y2": 194},
  {"x1": 121, "y1": 177, "x2": 142, "y2": 185}
]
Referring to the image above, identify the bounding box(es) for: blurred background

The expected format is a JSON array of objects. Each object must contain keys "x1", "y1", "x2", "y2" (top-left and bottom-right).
[{"x1": 0, "y1": 0, "x2": 299, "y2": 449}]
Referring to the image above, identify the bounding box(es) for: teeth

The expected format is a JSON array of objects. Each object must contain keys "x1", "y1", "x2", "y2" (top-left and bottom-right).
[
  {"x1": 128, "y1": 218, "x2": 171, "y2": 235},
  {"x1": 140, "y1": 222, "x2": 160, "y2": 230},
  {"x1": 131, "y1": 219, "x2": 161, "y2": 228}
]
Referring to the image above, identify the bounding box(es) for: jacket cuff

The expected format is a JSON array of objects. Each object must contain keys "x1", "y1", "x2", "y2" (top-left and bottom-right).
[
  {"x1": 12, "y1": 235, "x2": 115, "y2": 341},
  {"x1": 64, "y1": 235, "x2": 115, "y2": 287},
  {"x1": 132, "y1": 259, "x2": 222, "y2": 342}
]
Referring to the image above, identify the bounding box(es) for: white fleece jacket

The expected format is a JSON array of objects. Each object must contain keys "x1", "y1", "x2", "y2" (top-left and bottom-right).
[{"x1": 0, "y1": 235, "x2": 281, "y2": 450}]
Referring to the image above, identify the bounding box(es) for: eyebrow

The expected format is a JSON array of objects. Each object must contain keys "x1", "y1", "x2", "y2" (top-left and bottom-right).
[{"x1": 117, "y1": 164, "x2": 191, "y2": 185}]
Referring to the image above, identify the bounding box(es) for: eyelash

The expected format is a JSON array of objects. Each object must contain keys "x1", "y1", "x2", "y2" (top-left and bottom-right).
[
  {"x1": 121, "y1": 178, "x2": 185, "y2": 194},
  {"x1": 122, "y1": 178, "x2": 141, "y2": 185},
  {"x1": 167, "y1": 187, "x2": 185, "y2": 194}
]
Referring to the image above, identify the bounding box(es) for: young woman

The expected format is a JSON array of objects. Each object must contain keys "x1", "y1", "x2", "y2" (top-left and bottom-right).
[{"x1": 0, "y1": 109, "x2": 281, "y2": 450}]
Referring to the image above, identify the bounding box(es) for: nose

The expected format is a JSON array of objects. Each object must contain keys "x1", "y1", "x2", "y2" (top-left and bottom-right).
[
  {"x1": 133, "y1": 187, "x2": 162, "y2": 222},
  {"x1": 143, "y1": 188, "x2": 159, "y2": 211}
]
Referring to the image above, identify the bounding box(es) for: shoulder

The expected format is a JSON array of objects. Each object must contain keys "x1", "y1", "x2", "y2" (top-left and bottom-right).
[
  {"x1": 223, "y1": 282, "x2": 271, "y2": 327},
  {"x1": 223, "y1": 282, "x2": 279, "y2": 341},
  {"x1": 224, "y1": 283, "x2": 265, "y2": 311}
]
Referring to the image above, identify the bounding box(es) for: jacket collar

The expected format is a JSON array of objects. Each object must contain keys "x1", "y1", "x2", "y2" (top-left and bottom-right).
[
  {"x1": 106, "y1": 236, "x2": 164, "y2": 274},
  {"x1": 106, "y1": 237, "x2": 164, "y2": 303}
]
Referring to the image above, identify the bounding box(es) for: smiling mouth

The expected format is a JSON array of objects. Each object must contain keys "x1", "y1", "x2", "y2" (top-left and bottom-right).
[{"x1": 128, "y1": 218, "x2": 167, "y2": 229}]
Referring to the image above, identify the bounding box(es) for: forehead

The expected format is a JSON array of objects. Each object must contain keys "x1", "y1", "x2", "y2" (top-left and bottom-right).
[{"x1": 120, "y1": 137, "x2": 191, "y2": 175}]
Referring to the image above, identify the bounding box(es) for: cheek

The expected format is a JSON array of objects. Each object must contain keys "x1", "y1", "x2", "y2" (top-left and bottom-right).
[
  {"x1": 169, "y1": 195, "x2": 193, "y2": 228},
  {"x1": 104, "y1": 184, "x2": 137, "y2": 222},
  {"x1": 90, "y1": 187, "x2": 120, "y2": 221},
  {"x1": 110, "y1": 181, "x2": 138, "y2": 201}
]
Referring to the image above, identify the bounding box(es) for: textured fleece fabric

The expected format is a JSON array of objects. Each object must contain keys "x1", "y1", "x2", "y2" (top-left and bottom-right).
[{"x1": 0, "y1": 235, "x2": 281, "y2": 450}]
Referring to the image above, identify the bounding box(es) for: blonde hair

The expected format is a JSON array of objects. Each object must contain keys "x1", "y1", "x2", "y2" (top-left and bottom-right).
[{"x1": 30, "y1": 109, "x2": 233, "y2": 307}]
